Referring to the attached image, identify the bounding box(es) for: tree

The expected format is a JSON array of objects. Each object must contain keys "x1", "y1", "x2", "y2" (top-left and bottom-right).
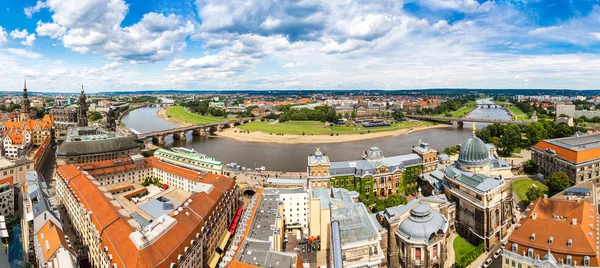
[
  {"x1": 90, "y1": 111, "x2": 103, "y2": 121},
  {"x1": 554, "y1": 123, "x2": 573, "y2": 138},
  {"x1": 526, "y1": 186, "x2": 543, "y2": 203},
  {"x1": 524, "y1": 160, "x2": 537, "y2": 174},
  {"x1": 525, "y1": 122, "x2": 547, "y2": 146},
  {"x1": 351, "y1": 111, "x2": 357, "y2": 119},
  {"x1": 500, "y1": 124, "x2": 521, "y2": 156},
  {"x1": 326, "y1": 110, "x2": 338, "y2": 123},
  {"x1": 392, "y1": 109, "x2": 404, "y2": 120},
  {"x1": 546, "y1": 171, "x2": 570, "y2": 196}
]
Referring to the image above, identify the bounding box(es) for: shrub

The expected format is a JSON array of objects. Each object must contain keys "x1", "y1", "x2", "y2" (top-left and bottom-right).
[{"x1": 456, "y1": 243, "x2": 484, "y2": 268}]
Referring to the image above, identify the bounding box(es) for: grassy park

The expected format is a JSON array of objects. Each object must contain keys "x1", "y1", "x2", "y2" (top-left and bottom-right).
[
  {"x1": 508, "y1": 106, "x2": 529, "y2": 121},
  {"x1": 238, "y1": 120, "x2": 436, "y2": 135},
  {"x1": 453, "y1": 236, "x2": 483, "y2": 267},
  {"x1": 512, "y1": 178, "x2": 548, "y2": 204},
  {"x1": 166, "y1": 106, "x2": 226, "y2": 125}
]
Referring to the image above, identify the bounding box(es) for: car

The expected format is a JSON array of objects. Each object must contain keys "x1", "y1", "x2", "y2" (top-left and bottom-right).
[
  {"x1": 494, "y1": 249, "x2": 502, "y2": 258},
  {"x1": 483, "y1": 258, "x2": 493, "y2": 267}
]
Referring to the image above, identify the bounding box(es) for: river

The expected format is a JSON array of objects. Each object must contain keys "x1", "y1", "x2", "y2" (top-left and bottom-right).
[{"x1": 122, "y1": 99, "x2": 511, "y2": 172}]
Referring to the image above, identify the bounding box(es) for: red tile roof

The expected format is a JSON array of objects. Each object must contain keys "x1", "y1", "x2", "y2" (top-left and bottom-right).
[{"x1": 505, "y1": 198, "x2": 599, "y2": 266}]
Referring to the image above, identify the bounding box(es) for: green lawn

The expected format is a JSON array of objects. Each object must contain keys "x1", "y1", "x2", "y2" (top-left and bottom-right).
[
  {"x1": 454, "y1": 236, "x2": 476, "y2": 262},
  {"x1": 450, "y1": 106, "x2": 477, "y2": 118},
  {"x1": 238, "y1": 120, "x2": 436, "y2": 135},
  {"x1": 512, "y1": 178, "x2": 548, "y2": 204},
  {"x1": 166, "y1": 106, "x2": 226, "y2": 124},
  {"x1": 508, "y1": 106, "x2": 530, "y2": 121}
]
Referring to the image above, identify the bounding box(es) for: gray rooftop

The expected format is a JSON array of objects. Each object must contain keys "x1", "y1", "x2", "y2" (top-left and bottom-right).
[
  {"x1": 266, "y1": 178, "x2": 307, "y2": 186},
  {"x1": 546, "y1": 133, "x2": 600, "y2": 151},
  {"x1": 237, "y1": 241, "x2": 299, "y2": 268},
  {"x1": 139, "y1": 197, "x2": 180, "y2": 219},
  {"x1": 57, "y1": 130, "x2": 140, "y2": 157},
  {"x1": 445, "y1": 165, "x2": 503, "y2": 192},
  {"x1": 330, "y1": 153, "x2": 422, "y2": 177},
  {"x1": 312, "y1": 188, "x2": 331, "y2": 209},
  {"x1": 331, "y1": 190, "x2": 380, "y2": 245}
]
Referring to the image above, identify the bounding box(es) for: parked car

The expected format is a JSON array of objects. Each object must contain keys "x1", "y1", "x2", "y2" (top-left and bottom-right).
[
  {"x1": 494, "y1": 249, "x2": 503, "y2": 258},
  {"x1": 483, "y1": 258, "x2": 493, "y2": 267}
]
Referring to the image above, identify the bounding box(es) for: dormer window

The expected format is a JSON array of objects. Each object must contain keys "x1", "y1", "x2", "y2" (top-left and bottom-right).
[
  {"x1": 530, "y1": 233, "x2": 535, "y2": 241},
  {"x1": 548, "y1": 236, "x2": 553, "y2": 245},
  {"x1": 566, "y1": 255, "x2": 572, "y2": 265},
  {"x1": 527, "y1": 248, "x2": 533, "y2": 258},
  {"x1": 567, "y1": 239, "x2": 573, "y2": 247},
  {"x1": 512, "y1": 243, "x2": 518, "y2": 253},
  {"x1": 584, "y1": 256, "x2": 590, "y2": 266}
]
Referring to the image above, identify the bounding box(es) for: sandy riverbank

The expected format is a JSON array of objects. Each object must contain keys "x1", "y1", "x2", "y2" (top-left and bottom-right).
[
  {"x1": 158, "y1": 107, "x2": 451, "y2": 144},
  {"x1": 214, "y1": 124, "x2": 451, "y2": 144}
]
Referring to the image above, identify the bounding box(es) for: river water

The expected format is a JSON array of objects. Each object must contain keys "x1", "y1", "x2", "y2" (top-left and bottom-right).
[{"x1": 122, "y1": 99, "x2": 511, "y2": 172}]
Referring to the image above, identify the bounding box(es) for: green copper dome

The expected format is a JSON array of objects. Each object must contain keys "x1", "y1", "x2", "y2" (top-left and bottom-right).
[{"x1": 458, "y1": 135, "x2": 490, "y2": 166}]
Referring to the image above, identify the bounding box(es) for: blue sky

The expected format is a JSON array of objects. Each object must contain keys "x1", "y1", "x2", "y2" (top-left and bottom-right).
[{"x1": 0, "y1": 0, "x2": 600, "y2": 92}]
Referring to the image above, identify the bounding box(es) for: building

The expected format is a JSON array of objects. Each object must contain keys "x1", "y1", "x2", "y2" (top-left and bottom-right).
[
  {"x1": 50, "y1": 108, "x2": 78, "y2": 131},
  {"x1": 22, "y1": 172, "x2": 62, "y2": 263},
  {"x1": 71, "y1": 154, "x2": 152, "y2": 186},
  {"x1": 330, "y1": 187, "x2": 385, "y2": 268},
  {"x1": 0, "y1": 157, "x2": 34, "y2": 187},
  {"x1": 307, "y1": 146, "x2": 424, "y2": 199},
  {"x1": 77, "y1": 86, "x2": 88, "y2": 127},
  {"x1": 376, "y1": 197, "x2": 455, "y2": 268},
  {"x1": 442, "y1": 128, "x2": 514, "y2": 250},
  {"x1": 412, "y1": 141, "x2": 439, "y2": 173},
  {"x1": 21, "y1": 77, "x2": 31, "y2": 121},
  {"x1": 154, "y1": 147, "x2": 224, "y2": 175},
  {"x1": 532, "y1": 134, "x2": 600, "y2": 184},
  {"x1": 0, "y1": 177, "x2": 14, "y2": 217},
  {"x1": 556, "y1": 104, "x2": 576, "y2": 118},
  {"x1": 106, "y1": 108, "x2": 116, "y2": 131},
  {"x1": 33, "y1": 220, "x2": 78, "y2": 268},
  {"x1": 2, "y1": 126, "x2": 31, "y2": 158},
  {"x1": 502, "y1": 197, "x2": 599, "y2": 267},
  {"x1": 56, "y1": 127, "x2": 141, "y2": 165},
  {"x1": 55, "y1": 156, "x2": 241, "y2": 268},
  {"x1": 309, "y1": 188, "x2": 332, "y2": 266},
  {"x1": 269, "y1": 187, "x2": 309, "y2": 235}
]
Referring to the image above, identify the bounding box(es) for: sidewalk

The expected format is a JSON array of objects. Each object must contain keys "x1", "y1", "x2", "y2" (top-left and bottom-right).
[{"x1": 445, "y1": 233, "x2": 457, "y2": 267}]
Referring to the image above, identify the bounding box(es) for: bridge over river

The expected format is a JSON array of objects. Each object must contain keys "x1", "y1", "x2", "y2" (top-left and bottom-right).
[
  {"x1": 406, "y1": 114, "x2": 533, "y2": 125},
  {"x1": 136, "y1": 117, "x2": 258, "y2": 145}
]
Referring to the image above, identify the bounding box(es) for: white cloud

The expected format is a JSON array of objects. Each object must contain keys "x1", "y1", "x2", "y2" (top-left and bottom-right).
[
  {"x1": 36, "y1": 21, "x2": 66, "y2": 39},
  {"x1": 35, "y1": 0, "x2": 194, "y2": 63},
  {"x1": 529, "y1": 26, "x2": 563, "y2": 35},
  {"x1": 101, "y1": 62, "x2": 121, "y2": 71},
  {"x1": 24, "y1": 0, "x2": 47, "y2": 18},
  {"x1": 591, "y1": 32, "x2": 600, "y2": 40},
  {"x1": 0, "y1": 27, "x2": 7, "y2": 45},
  {"x1": 10, "y1": 29, "x2": 29, "y2": 39},
  {"x1": 283, "y1": 61, "x2": 307, "y2": 68},
  {"x1": 6, "y1": 48, "x2": 42, "y2": 59},
  {"x1": 322, "y1": 39, "x2": 368, "y2": 54},
  {"x1": 21, "y1": 34, "x2": 36, "y2": 47}
]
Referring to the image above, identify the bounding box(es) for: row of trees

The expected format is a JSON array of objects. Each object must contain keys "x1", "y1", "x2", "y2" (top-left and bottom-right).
[
  {"x1": 277, "y1": 105, "x2": 338, "y2": 123},
  {"x1": 476, "y1": 121, "x2": 578, "y2": 156},
  {"x1": 180, "y1": 100, "x2": 228, "y2": 117},
  {"x1": 371, "y1": 194, "x2": 408, "y2": 213}
]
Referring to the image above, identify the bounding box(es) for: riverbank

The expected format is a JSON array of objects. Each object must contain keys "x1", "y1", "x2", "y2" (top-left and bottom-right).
[{"x1": 214, "y1": 124, "x2": 451, "y2": 144}]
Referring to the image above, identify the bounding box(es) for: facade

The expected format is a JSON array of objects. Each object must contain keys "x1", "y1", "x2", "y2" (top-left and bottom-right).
[
  {"x1": 502, "y1": 197, "x2": 599, "y2": 267},
  {"x1": 0, "y1": 177, "x2": 14, "y2": 217},
  {"x1": 1, "y1": 115, "x2": 54, "y2": 158},
  {"x1": 154, "y1": 147, "x2": 224, "y2": 175},
  {"x1": 50, "y1": 108, "x2": 78, "y2": 132},
  {"x1": 532, "y1": 134, "x2": 600, "y2": 184},
  {"x1": 2, "y1": 127, "x2": 31, "y2": 158},
  {"x1": 354, "y1": 103, "x2": 386, "y2": 117},
  {"x1": 377, "y1": 197, "x2": 455, "y2": 268},
  {"x1": 106, "y1": 108, "x2": 116, "y2": 131},
  {"x1": 443, "y1": 130, "x2": 514, "y2": 250},
  {"x1": 77, "y1": 86, "x2": 88, "y2": 127},
  {"x1": 71, "y1": 154, "x2": 152, "y2": 186},
  {"x1": 56, "y1": 127, "x2": 141, "y2": 165},
  {"x1": 307, "y1": 146, "x2": 424, "y2": 200},
  {"x1": 556, "y1": 104, "x2": 576, "y2": 118},
  {"x1": 412, "y1": 141, "x2": 439, "y2": 173},
  {"x1": 274, "y1": 187, "x2": 309, "y2": 235},
  {"x1": 309, "y1": 188, "x2": 332, "y2": 267},
  {"x1": 0, "y1": 157, "x2": 34, "y2": 187},
  {"x1": 55, "y1": 156, "x2": 241, "y2": 268}
]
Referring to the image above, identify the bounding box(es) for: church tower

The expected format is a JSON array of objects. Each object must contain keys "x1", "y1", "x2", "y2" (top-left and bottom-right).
[
  {"x1": 106, "y1": 107, "x2": 116, "y2": 131},
  {"x1": 20, "y1": 77, "x2": 31, "y2": 121},
  {"x1": 77, "y1": 85, "x2": 88, "y2": 127}
]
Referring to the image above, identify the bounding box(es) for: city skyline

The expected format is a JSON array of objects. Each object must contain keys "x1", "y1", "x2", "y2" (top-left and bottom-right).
[{"x1": 1, "y1": 0, "x2": 600, "y2": 92}]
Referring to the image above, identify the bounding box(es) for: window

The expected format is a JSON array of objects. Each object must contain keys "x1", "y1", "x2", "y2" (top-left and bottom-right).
[
  {"x1": 365, "y1": 185, "x2": 370, "y2": 194},
  {"x1": 433, "y1": 244, "x2": 438, "y2": 257},
  {"x1": 567, "y1": 239, "x2": 572, "y2": 247},
  {"x1": 527, "y1": 248, "x2": 533, "y2": 258},
  {"x1": 512, "y1": 243, "x2": 518, "y2": 253},
  {"x1": 548, "y1": 236, "x2": 553, "y2": 244},
  {"x1": 584, "y1": 256, "x2": 590, "y2": 266},
  {"x1": 512, "y1": 260, "x2": 515, "y2": 267},
  {"x1": 415, "y1": 248, "x2": 421, "y2": 260},
  {"x1": 566, "y1": 255, "x2": 572, "y2": 265},
  {"x1": 505, "y1": 259, "x2": 509, "y2": 265}
]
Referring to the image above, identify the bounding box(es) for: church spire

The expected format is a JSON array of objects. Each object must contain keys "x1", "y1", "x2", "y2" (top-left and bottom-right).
[
  {"x1": 24, "y1": 76, "x2": 27, "y2": 91},
  {"x1": 81, "y1": 85, "x2": 84, "y2": 94}
]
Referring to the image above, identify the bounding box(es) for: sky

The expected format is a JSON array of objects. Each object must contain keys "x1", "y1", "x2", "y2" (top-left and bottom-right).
[{"x1": 1, "y1": 0, "x2": 600, "y2": 92}]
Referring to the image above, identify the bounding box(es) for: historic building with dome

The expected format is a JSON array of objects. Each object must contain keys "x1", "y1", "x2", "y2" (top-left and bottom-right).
[
  {"x1": 377, "y1": 197, "x2": 455, "y2": 268},
  {"x1": 443, "y1": 125, "x2": 514, "y2": 250}
]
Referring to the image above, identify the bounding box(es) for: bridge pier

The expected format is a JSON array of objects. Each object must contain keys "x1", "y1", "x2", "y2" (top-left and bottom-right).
[
  {"x1": 457, "y1": 121, "x2": 464, "y2": 127},
  {"x1": 173, "y1": 131, "x2": 187, "y2": 140},
  {"x1": 152, "y1": 135, "x2": 165, "y2": 145}
]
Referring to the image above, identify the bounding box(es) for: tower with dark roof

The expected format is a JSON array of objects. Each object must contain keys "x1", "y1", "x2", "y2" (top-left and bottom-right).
[
  {"x1": 77, "y1": 85, "x2": 88, "y2": 127},
  {"x1": 20, "y1": 77, "x2": 31, "y2": 121},
  {"x1": 106, "y1": 107, "x2": 116, "y2": 131}
]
